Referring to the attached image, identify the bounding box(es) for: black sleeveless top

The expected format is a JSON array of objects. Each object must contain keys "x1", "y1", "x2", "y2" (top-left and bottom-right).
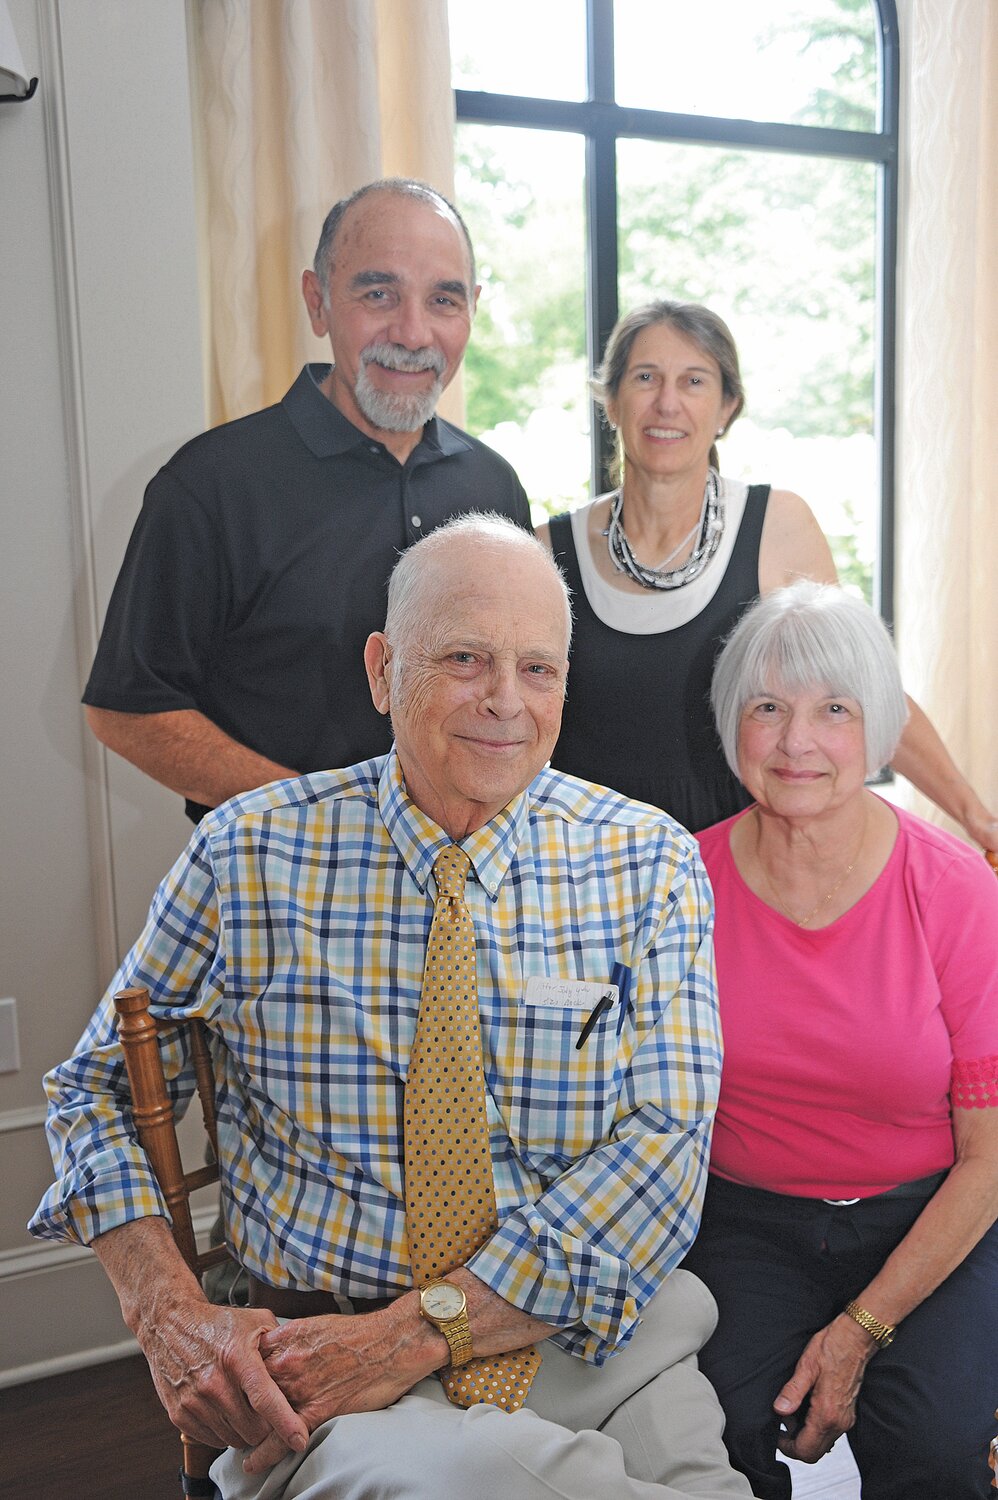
[{"x1": 548, "y1": 484, "x2": 770, "y2": 832}]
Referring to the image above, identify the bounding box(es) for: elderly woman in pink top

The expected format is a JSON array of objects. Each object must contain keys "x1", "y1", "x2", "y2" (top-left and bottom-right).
[{"x1": 684, "y1": 581, "x2": 998, "y2": 1500}]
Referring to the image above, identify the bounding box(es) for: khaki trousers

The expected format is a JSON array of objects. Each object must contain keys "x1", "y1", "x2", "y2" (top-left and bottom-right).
[{"x1": 214, "y1": 1269, "x2": 753, "y2": 1500}]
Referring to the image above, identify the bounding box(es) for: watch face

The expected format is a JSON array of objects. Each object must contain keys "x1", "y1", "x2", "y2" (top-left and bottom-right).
[{"x1": 422, "y1": 1282, "x2": 465, "y2": 1320}]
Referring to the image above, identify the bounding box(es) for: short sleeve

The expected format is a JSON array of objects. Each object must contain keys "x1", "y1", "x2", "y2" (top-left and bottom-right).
[
  {"x1": 83, "y1": 466, "x2": 227, "y2": 714},
  {"x1": 920, "y1": 837, "x2": 998, "y2": 1069},
  {"x1": 951, "y1": 1054, "x2": 998, "y2": 1108}
]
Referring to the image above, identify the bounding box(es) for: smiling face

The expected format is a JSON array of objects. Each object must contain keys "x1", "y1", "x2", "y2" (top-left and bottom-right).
[
  {"x1": 606, "y1": 321, "x2": 737, "y2": 485},
  {"x1": 365, "y1": 538, "x2": 570, "y2": 838},
  {"x1": 302, "y1": 191, "x2": 479, "y2": 458},
  {"x1": 737, "y1": 685, "x2": 869, "y2": 822}
]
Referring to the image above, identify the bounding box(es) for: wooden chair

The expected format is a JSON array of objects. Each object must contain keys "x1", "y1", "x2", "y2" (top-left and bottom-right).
[{"x1": 113, "y1": 985, "x2": 231, "y2": 1498}]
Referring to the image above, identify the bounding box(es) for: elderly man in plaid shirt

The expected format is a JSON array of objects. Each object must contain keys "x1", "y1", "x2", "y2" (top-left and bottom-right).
[{"x1": 32, "y1": 516, "x2": 750, "y2": 1500}]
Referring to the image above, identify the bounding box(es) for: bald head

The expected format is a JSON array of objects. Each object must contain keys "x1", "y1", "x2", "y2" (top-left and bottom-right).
[
  {"x1": 364, "y1": 515, "x2": 573, "y2": 837},
  {"x1": 313, "y1": 178, "x2": 476, "y2": 305},
  {"x1": 385, "y1": 514, "x2": 572, "y2": 671}
]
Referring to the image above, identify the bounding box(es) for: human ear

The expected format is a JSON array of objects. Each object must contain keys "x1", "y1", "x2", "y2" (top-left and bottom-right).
[
  {"x1": 301, "y1": 269, "x2": 330, "y2": 337},
  {"x1": 364, "y1": 633, "x2": 392, "y2": 715}
]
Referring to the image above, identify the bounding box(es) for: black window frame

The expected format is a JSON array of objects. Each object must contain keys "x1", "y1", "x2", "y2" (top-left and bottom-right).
[{"x1": 454, "y1": 0, "x2": 900, "y2": 625}]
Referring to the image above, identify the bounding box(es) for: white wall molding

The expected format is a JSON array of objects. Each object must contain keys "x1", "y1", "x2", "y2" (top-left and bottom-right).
[
  {"x1": 0, "y1": 1105, "x2": 47, "y2": 1134},
  {"x1": 38, "y1": 0, "x2": 120, "y2": 977},
  {"x1": 1, "y1": 1205, "x2": 217, "y2": 1289},
  {"x1": 0, "y1": 1233, "x2": 91, "y2": 1282}
]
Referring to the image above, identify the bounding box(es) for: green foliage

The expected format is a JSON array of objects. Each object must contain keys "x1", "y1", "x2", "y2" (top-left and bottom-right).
[
  {"x1": 453, "y1": 0, "x2": 883, "y2": 557},
  {"x1": 827, "y1": 500, "x2": 875, "y2": 601},
  {"x1": 457, "y1": 128, "x2": 587, "y2": 436}
]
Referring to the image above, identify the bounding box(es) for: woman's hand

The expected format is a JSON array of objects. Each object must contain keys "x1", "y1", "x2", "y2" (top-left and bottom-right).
[{"x1": 773, "y1": 1314, "x2": 877, "y2": 1464}]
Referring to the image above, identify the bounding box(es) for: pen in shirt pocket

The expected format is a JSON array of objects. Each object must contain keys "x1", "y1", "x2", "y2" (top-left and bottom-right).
[{"x1": 575, "y1": 962, "x2": 632, "y2": 1049}]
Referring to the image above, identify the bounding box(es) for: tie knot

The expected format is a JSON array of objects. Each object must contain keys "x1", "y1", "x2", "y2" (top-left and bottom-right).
[{"x1": 433, "y1": 845, "x2": 472, "y2": 898}]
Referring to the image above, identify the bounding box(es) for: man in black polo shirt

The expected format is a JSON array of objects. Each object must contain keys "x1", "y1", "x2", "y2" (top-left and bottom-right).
[{"x1": 84, "y1": 179, "x2": 531, "y2": 822}]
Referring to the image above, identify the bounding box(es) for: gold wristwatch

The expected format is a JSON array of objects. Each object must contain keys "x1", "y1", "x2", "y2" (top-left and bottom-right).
[
  {"x1": 418, "y1": 1280, "x2": 474, "y2": 1367},
  {"x1": 843, "y1": 1299, "x2": 895, "y2": 1348}
]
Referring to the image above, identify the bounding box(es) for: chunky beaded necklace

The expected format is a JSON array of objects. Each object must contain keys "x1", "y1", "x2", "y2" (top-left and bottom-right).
[{"x1": 604, "y1": 469, "x2": 724, "y2": 590}]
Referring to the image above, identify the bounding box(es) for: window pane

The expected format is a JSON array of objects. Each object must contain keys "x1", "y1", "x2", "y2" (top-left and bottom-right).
[
  {"x1": 617, "y1": 138, "x2": 878, "y2": 596},
  {"x1": 614, "y1": 0, "x2": 878, "y2": 131},
  {"x1": 449, "y1": 0, "x2": 586, "y2": 101},
  {"x1": 455, "y1": 125, "x2": 589, "y2": 518}
]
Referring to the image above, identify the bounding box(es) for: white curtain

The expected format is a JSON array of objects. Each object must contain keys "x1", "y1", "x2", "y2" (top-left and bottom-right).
[
  {"x1": 894, "y1": 0, "x2": 998, "y2": 832},
  {"x1": 188, "y1": 0, "x2": 458, "y2": 427}
]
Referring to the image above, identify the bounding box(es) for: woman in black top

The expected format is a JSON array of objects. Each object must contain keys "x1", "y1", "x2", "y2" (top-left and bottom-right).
[{"x1": 538, "y1": 300, "x2": 997, "y2": 844}]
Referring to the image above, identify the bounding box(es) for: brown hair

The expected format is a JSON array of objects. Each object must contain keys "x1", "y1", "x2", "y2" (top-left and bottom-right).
[{"x1": 593, "y1": 300, "x2": 745, "y2": 482}]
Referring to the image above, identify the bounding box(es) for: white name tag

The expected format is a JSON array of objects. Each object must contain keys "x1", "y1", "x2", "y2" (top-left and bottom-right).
[{"x1": 523, "y1": 977, "x2": 619, "y2": 1010}]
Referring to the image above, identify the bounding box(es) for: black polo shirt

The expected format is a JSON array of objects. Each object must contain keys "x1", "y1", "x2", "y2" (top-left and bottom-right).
[{"x1": 84, "y1": 365, "x2": 532, "y2": 820}]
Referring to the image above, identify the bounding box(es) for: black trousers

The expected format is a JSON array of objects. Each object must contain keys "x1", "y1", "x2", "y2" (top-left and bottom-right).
[{"x1": 681, "y1": 1173, "x2": 998, "y2": 1500}]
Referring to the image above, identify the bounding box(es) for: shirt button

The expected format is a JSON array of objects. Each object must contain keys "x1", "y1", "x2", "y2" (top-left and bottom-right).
[
  {"x1": 411, "y1": 515, "x2": 422, "y2": 528},
  {"x1": 489, "y1": 881, "x2": 498, "y2": 894},
  {"x1": 369, "y1": 444, "x2": 379, "y2": 454}
]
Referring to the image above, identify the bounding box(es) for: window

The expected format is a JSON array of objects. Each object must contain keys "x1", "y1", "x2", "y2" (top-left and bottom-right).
[{"x1": 449, "y1": 0, "x2": 899, "y2": 614}]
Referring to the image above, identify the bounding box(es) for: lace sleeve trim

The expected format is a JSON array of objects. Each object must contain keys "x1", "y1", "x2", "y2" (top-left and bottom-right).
[{"x1": 952, "y1": 1053, "x2": 998, "y2": 1108}]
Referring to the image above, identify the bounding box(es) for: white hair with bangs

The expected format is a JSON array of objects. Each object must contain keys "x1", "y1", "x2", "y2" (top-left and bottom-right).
[{"x1": 711, "y1": 581, "x2": 909, "y2": 778}]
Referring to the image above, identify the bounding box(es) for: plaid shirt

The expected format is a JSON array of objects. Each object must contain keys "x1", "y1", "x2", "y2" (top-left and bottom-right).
[{"x1": 31, "y1": 752, "x2": 720, "y2": 1364}]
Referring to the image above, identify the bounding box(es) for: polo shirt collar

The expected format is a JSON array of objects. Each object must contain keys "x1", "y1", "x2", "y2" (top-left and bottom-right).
[
  {"x1": 284, "y1": 364, "x2": 472, "y2": 461},
  {"x1": 378, "y1": 748, "x2": 530, "y2": 901}
]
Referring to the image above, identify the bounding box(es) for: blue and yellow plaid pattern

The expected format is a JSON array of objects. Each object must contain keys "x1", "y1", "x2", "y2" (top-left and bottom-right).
[{"x1": 31, "y1": 752, "x2": 721, "y2": 1364}]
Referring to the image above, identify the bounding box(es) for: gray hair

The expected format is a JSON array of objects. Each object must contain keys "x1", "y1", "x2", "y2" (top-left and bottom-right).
[
  {"x1": 313, "y1": 179, "x2": 476, "y2": 305},
  {"x1": 593, "y1": 300, "x2": 745, "y2": 483},
  {"x1": 384, "y1": 514, "x2": 572, "y2": 698},
  {"x1": 711, "y1": 581, "x2": 909, "y2": 777}
]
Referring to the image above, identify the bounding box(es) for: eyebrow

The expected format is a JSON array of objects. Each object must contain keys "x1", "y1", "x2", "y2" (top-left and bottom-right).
[
  {"x1": 350, "y1": 269, "x2": 471, "y2": 302},
  {"x1": 440, "y1": 637, "x2": 566, "y2": 665},
  {"x1": 350, "y1": 270, "x2": 400, "y2": 291},
  {"x1": 629, "y1": 361, "x2": 717, "y2": 375}
]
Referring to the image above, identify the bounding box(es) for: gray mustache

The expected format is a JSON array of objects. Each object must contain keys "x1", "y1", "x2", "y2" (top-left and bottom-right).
[{"x1": 361, "y1": 342, "x2": 446, "y2": 376}]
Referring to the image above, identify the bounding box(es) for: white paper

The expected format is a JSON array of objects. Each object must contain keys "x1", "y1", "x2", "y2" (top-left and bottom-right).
[
  {"x1": 0, "y1": 1, "x2": 31, "y2": 97},
  {"x1": 522, "y1": 977, "x2": 619, "y2": 1010}
]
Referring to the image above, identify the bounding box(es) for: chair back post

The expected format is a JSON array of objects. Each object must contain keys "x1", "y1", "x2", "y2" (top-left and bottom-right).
[
  {"x1": 987, "y1": 850, "x2": 998, "y2": 878},
  {"x1": 113, "y1": 985, "x2": 227, "y2": 1493},
  {"x1": 113, "y1": 986, "x2": 201, "y2": 1270},
  {"x1": 190, "y1": 1022, "x2": 220, "y2": 1162}
]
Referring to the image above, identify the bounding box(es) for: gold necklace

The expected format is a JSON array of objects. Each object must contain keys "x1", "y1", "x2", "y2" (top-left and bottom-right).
[{"x1": 754, "y1": 809, "x2": 865, "y2": 928}]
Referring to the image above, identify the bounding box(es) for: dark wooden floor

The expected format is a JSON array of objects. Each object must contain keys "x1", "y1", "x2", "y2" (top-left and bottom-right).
[{"x1": 0, "y1": 1355, "x2": 181, "y2": 1500}]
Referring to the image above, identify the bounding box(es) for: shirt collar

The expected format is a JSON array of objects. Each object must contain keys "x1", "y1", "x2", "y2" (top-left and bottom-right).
[
  {"x1": 284, "y1": 365, "x2": 472, "y2": 461},
  {"x1": 378, "y1": 749, "x2": 530, "y2": 900}
]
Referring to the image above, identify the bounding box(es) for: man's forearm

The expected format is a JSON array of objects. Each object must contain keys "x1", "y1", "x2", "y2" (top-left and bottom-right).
[
  {"x1": 94, "y1": 1217, "x2": 308, "y2": 1456},
  {"x1": 93, "y1": 1215, "x2": 207, "y2": 1330},
  {"x1": 85, "y1": 706, "x2": 297, "y2": 809}
]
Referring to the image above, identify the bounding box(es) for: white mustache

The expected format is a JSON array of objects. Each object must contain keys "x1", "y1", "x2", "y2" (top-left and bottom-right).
[{"x1": 361, "y1": 341, "x2": 446, "y2": 377}]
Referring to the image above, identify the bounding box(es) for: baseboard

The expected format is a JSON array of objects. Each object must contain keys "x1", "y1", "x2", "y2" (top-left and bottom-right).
[
  {"x1": 0, "y1": 1336, "x2": 139, "y2": 1390},
  {"x1": 0, "y1": 1204, "x2": 219, "y2": 1389}
]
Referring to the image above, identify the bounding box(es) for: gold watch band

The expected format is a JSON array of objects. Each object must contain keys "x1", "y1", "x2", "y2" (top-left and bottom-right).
[
  {"x1": 438, "y1": 1315, "x2": 474, "y2": 1367},
  {"x1": 843, "y1": 1299, "x2": 895, "y2": 1348}
]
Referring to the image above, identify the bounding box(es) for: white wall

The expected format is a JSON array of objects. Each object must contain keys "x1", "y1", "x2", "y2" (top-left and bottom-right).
[{"x1": 0, "y1": 0, "x2": 205, "y2": 1382}]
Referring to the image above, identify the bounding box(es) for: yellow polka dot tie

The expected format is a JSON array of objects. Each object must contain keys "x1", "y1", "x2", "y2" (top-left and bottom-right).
[{"x1": 404, "y1": 845, "x2": 540, "y2": 1411}]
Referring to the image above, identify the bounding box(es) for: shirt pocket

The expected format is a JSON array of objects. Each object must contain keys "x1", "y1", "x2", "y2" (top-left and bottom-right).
[{"x1": 500, "y1": 997, "x2": 622, "y2": 1170}]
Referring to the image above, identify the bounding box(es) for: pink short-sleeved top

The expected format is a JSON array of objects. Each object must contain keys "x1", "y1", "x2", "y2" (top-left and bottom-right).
[{"x1": 697, "y1": 803, "x2": 998, "y2": 1198}]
